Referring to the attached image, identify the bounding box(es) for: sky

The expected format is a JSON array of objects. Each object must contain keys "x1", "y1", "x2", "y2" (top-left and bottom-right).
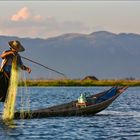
[{"x1": 0, "y1": 1, "x2": 140, "y2": 39}]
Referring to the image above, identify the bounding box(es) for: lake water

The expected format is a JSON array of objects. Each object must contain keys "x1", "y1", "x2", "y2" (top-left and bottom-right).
[{"x1": 0, "y1": 86, "x2": 140, "y2": 140}]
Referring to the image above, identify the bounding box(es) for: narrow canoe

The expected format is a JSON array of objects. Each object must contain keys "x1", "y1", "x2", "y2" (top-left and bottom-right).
[{"x1": 14, "y1": 86, "x2": 128, "y2": 119}]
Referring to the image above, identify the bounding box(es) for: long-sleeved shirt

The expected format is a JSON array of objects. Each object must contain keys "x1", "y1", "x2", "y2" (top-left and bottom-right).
[{"x1": 1, "y1": 50, "x2": 23, "y2": 74}]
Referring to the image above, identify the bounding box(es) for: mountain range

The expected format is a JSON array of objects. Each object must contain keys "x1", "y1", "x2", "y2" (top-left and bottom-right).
[{"x1": 0, "y1": 31, "x2": 140, "y2": 79}]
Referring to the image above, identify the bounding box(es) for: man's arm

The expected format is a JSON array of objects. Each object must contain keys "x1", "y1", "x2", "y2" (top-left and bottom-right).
[
  {"x1": 0, "y1": 50, "x2": 15, "y2": 59},
  {"x1": 17, "y1": 54, "x2": 31, "y2": 74}
]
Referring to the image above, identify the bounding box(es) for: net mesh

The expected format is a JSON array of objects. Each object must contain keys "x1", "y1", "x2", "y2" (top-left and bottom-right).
[{"x1": 2, "y1": 56, "x2": 19, "y2": 120}]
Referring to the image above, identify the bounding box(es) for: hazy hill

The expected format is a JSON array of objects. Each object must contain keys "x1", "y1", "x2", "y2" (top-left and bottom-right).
[{"x1": 0, "y1": 31, "x2": 140, "y2": 79}]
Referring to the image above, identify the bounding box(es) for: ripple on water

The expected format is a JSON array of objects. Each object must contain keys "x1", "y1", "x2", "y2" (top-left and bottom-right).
[{"x1": 0, "y1": 87, "x2": 140, "y2": 140}]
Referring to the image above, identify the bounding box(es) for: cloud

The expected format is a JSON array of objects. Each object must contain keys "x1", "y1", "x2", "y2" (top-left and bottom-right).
[
  {"x1": 11, "y1": 7, "x2": 44, "y2": 23},
  {"x1": 33, "y1": 15, "x2": 44, "y2": 22},
  {"x1": 0, "y1": 7, "x2": 90, "y2": 38},
  {"x1": 11, "y1": 7, "x2": 31, "y2": 21},
  {"x1": 1, "y1": 18, "x2": 89, "y2": 38}
]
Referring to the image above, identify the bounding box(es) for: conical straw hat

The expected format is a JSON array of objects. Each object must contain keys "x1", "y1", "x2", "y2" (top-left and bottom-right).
[{"x1": 8, "y1": 40, "x2": 25, "y2": 52}]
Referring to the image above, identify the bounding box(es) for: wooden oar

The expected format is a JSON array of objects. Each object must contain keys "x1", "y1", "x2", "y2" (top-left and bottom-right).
[{"x1": 21, "y1": 56, "x2": 67, "y2": 78}]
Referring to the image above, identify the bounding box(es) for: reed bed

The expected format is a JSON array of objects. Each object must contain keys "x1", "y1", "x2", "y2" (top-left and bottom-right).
[{"x1": 19, "y1": 79, "x2": 140, "y2": 87}]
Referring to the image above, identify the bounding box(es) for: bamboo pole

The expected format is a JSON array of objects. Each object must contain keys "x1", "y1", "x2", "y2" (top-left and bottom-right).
[{"x1": 21, "y1": 56, "x2": 67, "y2": 78}]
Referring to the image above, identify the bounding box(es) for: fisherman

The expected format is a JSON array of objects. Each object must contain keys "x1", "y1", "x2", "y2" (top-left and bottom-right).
[{"x1": 0, "y1": 40, "x2": 31, "y2": 102}]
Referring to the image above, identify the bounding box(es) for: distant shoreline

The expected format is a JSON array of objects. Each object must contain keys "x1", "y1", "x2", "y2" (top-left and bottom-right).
[{"x1": 19, "y1": 79, "x2": 140, "y2": 87}]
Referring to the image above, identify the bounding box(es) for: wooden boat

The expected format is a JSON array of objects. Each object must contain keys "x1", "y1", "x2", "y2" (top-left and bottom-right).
[{"x1": 14, "y1": 86, "x2": 128, "y2": 119}]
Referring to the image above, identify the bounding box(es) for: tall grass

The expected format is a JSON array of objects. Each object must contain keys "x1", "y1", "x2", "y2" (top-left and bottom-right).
[{"x1": 19, "y1": 79, "x2": 140, "y2": 87}]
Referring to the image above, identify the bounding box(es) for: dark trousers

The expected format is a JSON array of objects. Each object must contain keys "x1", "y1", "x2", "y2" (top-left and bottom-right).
[{"x1": 0, "y1": 71, "x2": 9, "y2": 102}]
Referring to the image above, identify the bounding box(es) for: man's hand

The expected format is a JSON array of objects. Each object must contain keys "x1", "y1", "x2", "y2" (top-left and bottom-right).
[
  {"x1": 21, "y1": 65, "x2": 31, "y2": 73},
  {"x1": 26, "y1": 67, "x2": 31, "y2": 74},
  {"x1": 10, "y1": 51, "x2": 16, "y2": 56}
]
